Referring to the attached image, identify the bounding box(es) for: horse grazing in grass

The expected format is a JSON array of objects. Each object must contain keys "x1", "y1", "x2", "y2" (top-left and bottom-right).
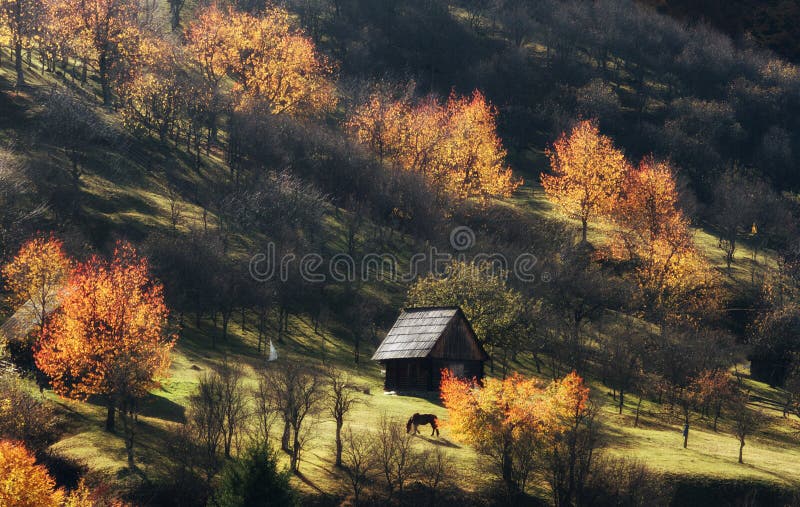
[{"x1": 406, "y1": 413, "x2": 439, "y2": 436}]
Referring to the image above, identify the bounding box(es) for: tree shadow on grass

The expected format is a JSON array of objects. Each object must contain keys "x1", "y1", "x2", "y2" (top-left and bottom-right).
[
  {"x1": 137, "y1": 392, "x2": 186, "y2": 424},
  {"x1": 83, "y1": 391, "x2": 186, "y2": 424},
  {"x1": 416, "y1": 435, "x2": 461, "y2": 449},
  {"x1": 295, "y1": 470, "x2": 325, "y2": 494}
]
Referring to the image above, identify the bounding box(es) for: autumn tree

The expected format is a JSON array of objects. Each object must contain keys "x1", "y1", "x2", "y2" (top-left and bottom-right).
[
  {"x1": 121, "y1": 44, "x2": 190, "y2": 142},
  {"x1": 346, "y1": 90, "x2": 520, "y2": 202},
  {"x1": 184, "y1": 3, "x2": 230, "y2": 147},
  {"x1": 224, "y1": 6, "x2": 337, "y2": 115},
  {"x1": 2, "y1": 235, "x2": 70, "y2": 341},
  {"x1": 187, "y1": 4, "x2": 335, "y2": 119},
  {"x1": 541, "y1": 120, "x2": 628, "y2": 242},
  {"x1": 692, "y1": 369, "x2": 734, "y2": 431},
  {"x1": 35, "y1": 242, "x2": 174, "y2": 469},
  {"x1": 0, "y1": 0, "x2": 43, "y2": 86},
  {"x1": 441, "y1": 369, "x2": 594, "y2": 497},
  {"x1": 48, "y1": 0, "x2": 142, "y2": 104},
  {"x1": 608, "y1": 157, "x2": 717, "y2": 320},
  {"x1": 0, "y1": 440, "x2": 63, "y2": 507},
  {"x1": 541, "y1": 371, "x2": 598, "y2": 507}
]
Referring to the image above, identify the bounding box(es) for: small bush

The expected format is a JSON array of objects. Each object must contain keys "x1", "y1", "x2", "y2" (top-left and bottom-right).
[{"x1": 211, "y1": 443, "x2": 297, "y2": 507}]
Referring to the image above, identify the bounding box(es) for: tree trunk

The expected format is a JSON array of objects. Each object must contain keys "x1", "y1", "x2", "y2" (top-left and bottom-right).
[
  {"x1": 106, "y1": 400, "x2": 116, "y2": 432},
  {"x1": 619, "y1": 389, "x2": 624, "y2": 415},
  {"x1": 335, "y1": 418, "x2": 343, "y2": 467},
  {"x1": 738, "y1": 438, "x2": 744, "y2": 464},
  {"x1": 281, "y1": 420, "x2": 291, "y2": 453},
  {"x1": 291, "y1": 428, "x2": 301, "y2": 472},
  {"x1": 14, "y1": 39, "x2": 24, "y2": 87},
  {"x1": 121, "y1": 404, "x2": 136, "y2": 470},
  {"x1": 99, "y1": 53, "x2": 111, "y2": 105},
  {"x1": 634, "y1": 395, "x2": 643, "y2": 428},
  {"x1": 581, "y1": 218, "x2": 588, "y2": 243}
]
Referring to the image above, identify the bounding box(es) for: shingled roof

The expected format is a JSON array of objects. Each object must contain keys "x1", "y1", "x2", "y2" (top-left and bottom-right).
[
  {"x1": 0, "y1": 298, "x2": 59, "y2": 345},
  {"x1": 371, "y1": 307, "x2": 464, "y2": 361}
]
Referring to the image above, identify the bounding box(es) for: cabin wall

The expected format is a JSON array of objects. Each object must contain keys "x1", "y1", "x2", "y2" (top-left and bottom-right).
[
  {"x1": 383, "y1": 359, "x2": 432, "y2": 391},
  {"x1": 383, "y1": 358, "x2": 484, "y2": 391},
  {"x1": 429, "y1": 316, "x2": 486, "y2": 361}
]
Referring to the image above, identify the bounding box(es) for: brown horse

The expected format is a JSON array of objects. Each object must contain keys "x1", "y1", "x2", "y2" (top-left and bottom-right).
[{"x1": 406, "y1": 413, "x2": 439, "y2": 436}]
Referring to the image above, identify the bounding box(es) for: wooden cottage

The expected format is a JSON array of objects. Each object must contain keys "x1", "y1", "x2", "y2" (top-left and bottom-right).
[{"x1": 371, "y1": 307, "x2": 488, "y2": 391}]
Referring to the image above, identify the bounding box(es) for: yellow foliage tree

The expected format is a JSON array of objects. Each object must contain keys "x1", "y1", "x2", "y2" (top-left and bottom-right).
[
  {"x1": 2, "y1": 235, "x2": 70, "y2": 340},
  {"x1": 346, "y1": 90, "x2": 519, "y2": 202},
  {"x1": 609, "y1": 157, "x2": 717, "y2": 319},
  {"x1": 46, "y1": 0, "x2": 142, "y2": 104},
  {"x1": 541, "y1": 120, "x2": 628, "y2": 242},
  {"x1": 440, "y1": 370, "x2": 592, "y2": 496},
  {"x1": 0, "y1": 440, "x2": 63, "y2": 507},
  {"x1": 186, "y1": 5, "x2": 336, "y2": 116}
]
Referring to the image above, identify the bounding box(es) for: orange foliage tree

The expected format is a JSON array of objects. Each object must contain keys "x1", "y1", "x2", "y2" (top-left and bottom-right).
[
  {"x1": 35, "y1": 242, "x2": 174, "y2": 468},
  {"x1": 440, "y1": 370, "x2": 593, "y2": 498},
  {"x1": 2, "y1": 235, "x2": 70, "y2": 340},
  {"x1": 186, "y1": 4, "x2": 336, "y2": 117},
  {"x1": 47, "y1": 0, "x2": 142, "y2": 104},
  {"x1": 0, "y1": 440, "x2": 64, "y2": 506},
  {"x1": 691, "y1": 369, "x2": 734, "y2": 432},
  {"x1": 541, "y1": 120, "x2": 628, "y2": 242},
  {"x1": 608, "y1": 157, "x2": 717, "y2": 319},
  {"x1": 346, "y1": 90, "x2": 519, "y2": 202}
]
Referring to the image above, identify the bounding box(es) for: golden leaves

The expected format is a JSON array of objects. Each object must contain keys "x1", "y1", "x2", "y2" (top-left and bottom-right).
[
  {"x1": 185, "y1": 4, "x2": 336, "y2": 116},
  {"x1": 2, "y1": 235, "x2": 70, "y2": 341},
  {"x1": 440, "y1": 370, "x2": 590, "y2": 450},
  {"x1": 346, "y1": 90, "x2": 520, "y2": 202},
  {"x1": 542, "y1": 121, "x2": 718, "y2": 318},
  {"x1": 0, "y1": 440, "x2": 63, "y2": 507},
  {"x1": 541, "y1": 119, "x2": 629, "y2": 239}
]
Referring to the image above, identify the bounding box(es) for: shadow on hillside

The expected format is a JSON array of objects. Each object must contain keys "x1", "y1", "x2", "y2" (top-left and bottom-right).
[
  {"x1": 83, "y1": 392, "x2": 186, "y2": 424},
  {"x1": 138, "y1": 392, "x2": 186, "y2": 423},
  {"x1": 416, "y1": 435, "x2": 461, "y2": 448}
]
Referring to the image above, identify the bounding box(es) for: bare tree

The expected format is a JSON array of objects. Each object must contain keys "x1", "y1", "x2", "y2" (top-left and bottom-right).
[
  {"x1": 376, "y1": 414, "x2": 418, "y2": 501},
  {"x1": 261, "y1": 361, "x2": 324, "y2": 472},
  {"x1": 325, "y1": 367, "x2": 362, "y2": 467},
  {"x1": 218, "y1": 360, "x2": 249, "y2": 458},
  {"x1": 341, "y1": 427, "x2": 377, "y2": 506},
  {"x1": 40, "y1": 89, "x2": 112, "y2": 184},
  {"x1": 729, "y1": 390, "x2": 766, "y2": 464},
  {"x1": 253, "y1": 369, "x2": 279, "y2": 445},
  {"x1": 418, "y1": 445, "x2": 455, "y2": 507},
  {"x1": 189, "y1": 372, "x2": 225, "y2": 483}
]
